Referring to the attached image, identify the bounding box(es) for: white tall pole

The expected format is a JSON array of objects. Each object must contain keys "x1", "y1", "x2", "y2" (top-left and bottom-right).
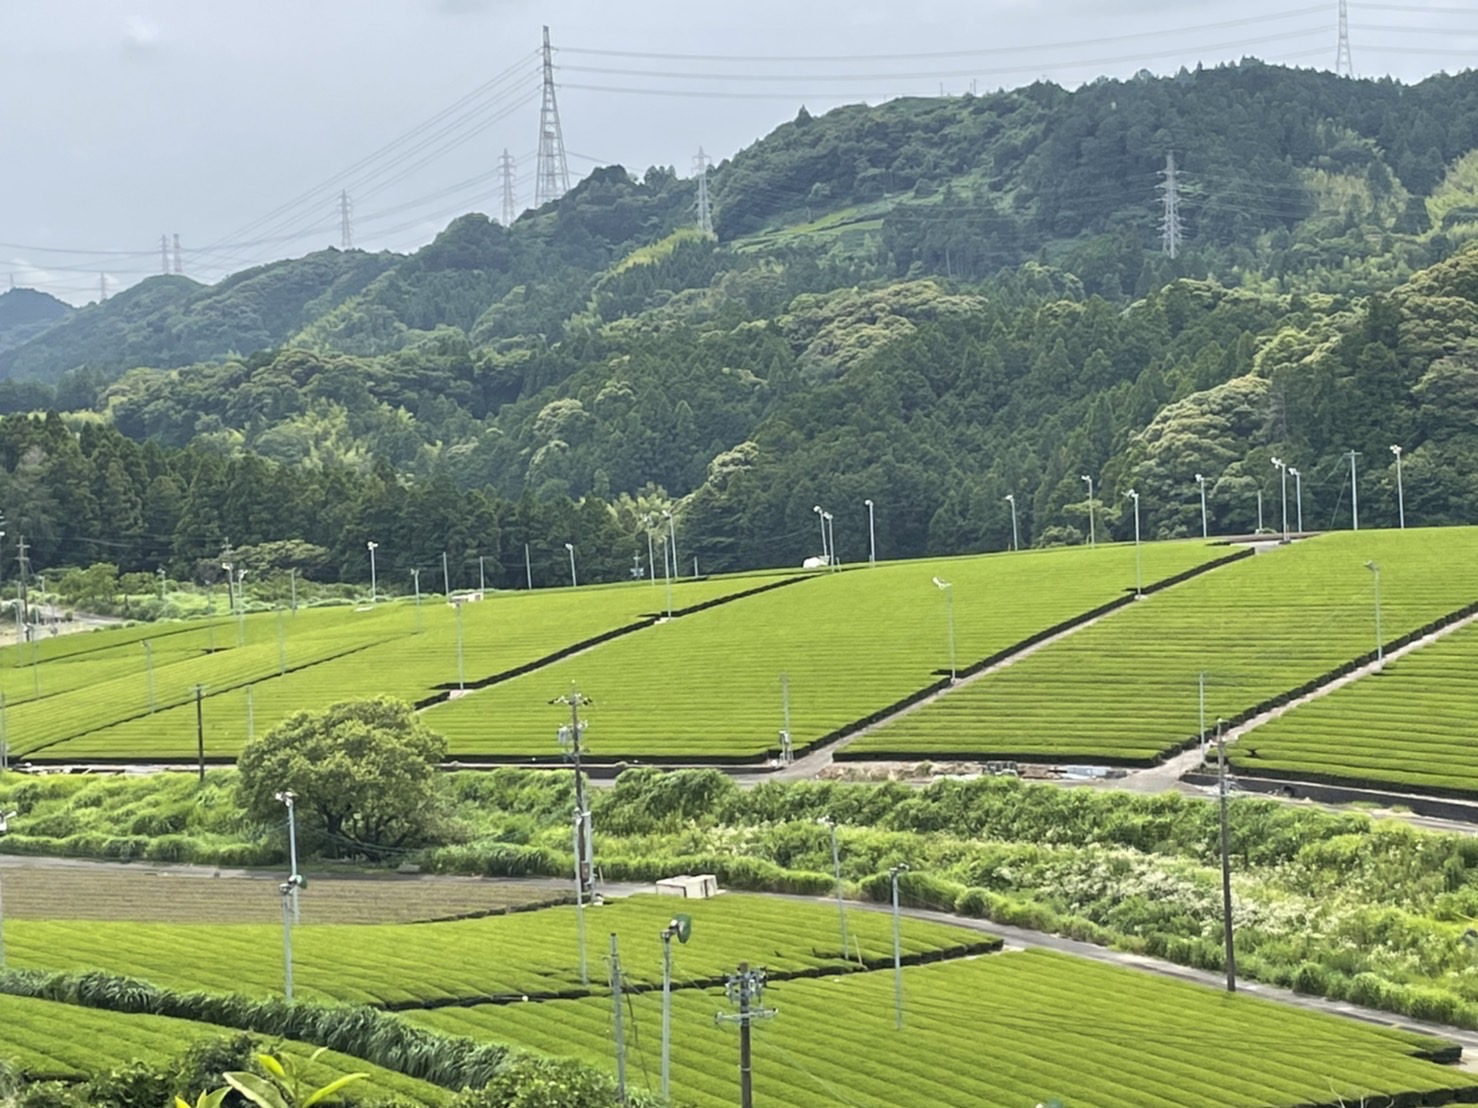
[
  {"x1": 1271, "y1": 458, "x2": 1289, "y2": 543},
  {"x1": 1005, "y1": 494, "x2": 1019, "y2": 552},
  {"x1": 1391, "y1": 444, "x2": 1405, "y2": 529},
  {"x1": 276, "y1": 790, "x2": 301, "y2": 924},
  {"x1": 1196, "y1": 473, "x2": 1208, "y2": 539},
  {"x1": 1290, "y1": 468, "x2": 1303, "y2": 534},
  {"x1": 1126, "y1": 489, "x2": 1142, "y2": 598},
  {"x1": 280, "y1": 884, "x2": 294, "y2": 1001},
  {"x1": 865, "y1": 499, "x2": 876, "y2": 566},
  {"x1": 890, "y1": 863, "x2": 909, "y2": 1030},
  {"x1": 813, "y1": 504, "x2": 828, "y2": 564},
  {"x1": 662, "y1": 511, "x2": 674, "y2": 618},
  {"x1": 643, "y1": 519, "x2": 656, "y2": 585},
  {"x1": 933, "y1": 578, "x2": 955, "y2": 681},
  {"x1": 661, "y1": 926, "x2": 673, "y2": 1100},
  {"x1": 1081, "y1": 475, "x2": 1096, "y2": 548},
  {"x1": 1347, "y1": 450, "x2": 1360, "y2": 531},
  {"x1": 1366, "y1": 560, "x2": 1384, "y2": 669},
  {"x1": 565, "y1": 542, "x2": 577, "y2": 588},
  {"x1": 367, "y1": 541, "x2": 378, "y2": 603}
]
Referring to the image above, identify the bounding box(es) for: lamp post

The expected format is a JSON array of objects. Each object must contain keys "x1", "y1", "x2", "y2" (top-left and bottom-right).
[
  {"x1": 1365, "y1": 560, "x2": 1384, "y2": 669},
  {"x1": 932, "y1": 577, "x2": 956, "y2": 682},
  {"x1": 1081, "y1": 474, "x2": 1096, "y2": 548},
  {"x1": 565, "y1": 543, "x2": 577, "y2": 588},
  {"x1": 812, "y1": 504, "x2": 829, "y2": 566},
  {"x1": 660, "y1": 913, "x2": 693, "y2": 1103},
  {"x1": 1390, "y1": 444, "x2": 1405, "y2": 529},
  {"x1": 1270, "y1": 458, "x2": 1289, "y2": 543},
  {"x1": 1195, "y1": 473, "x2": 1208, "y2": 539},
  {"x1": 1289, "y1": 467, "x2": 1303, "y2": 534},
  {"x1": 665, "y1": 509, "x2": 678, "y2": 588},
  {"x1": 864, "y1": 499, "x2": 876, "y2": 567},
  {"x1": 366, "y1": 541, "x2": 379, "y2": 603},
  {"x1": 823, "y1": 511, "x2": 837, "y2": 571},
  {"x1": 817, "y1": 816, "x2": 849, "y2": 960},
  {"x1": 641, "y1": 515, "x2": 657, "y2": 585},
  {"x1": 660, "y1": 511, "x2": 674, "y2": 619},
  {"x1": 1004, "y1": 493, "x2": 1019, "y2": 552},
  {"x1": 1125, "y1": 489, "x2": 1142, "y2": 598},
  {"x1": 890, "y1": 863, "x2": 909, "y2": 1030}
]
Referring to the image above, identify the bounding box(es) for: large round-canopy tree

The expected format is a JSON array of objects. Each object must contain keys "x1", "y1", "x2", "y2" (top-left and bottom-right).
[{"x1": 237, "y1": 696, "x2": 446, "y2": 856}]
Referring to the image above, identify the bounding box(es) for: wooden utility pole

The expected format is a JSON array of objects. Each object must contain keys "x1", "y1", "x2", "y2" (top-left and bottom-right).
[{"x1": 195, "y1": 684, "x2": 207, "y2": 784}]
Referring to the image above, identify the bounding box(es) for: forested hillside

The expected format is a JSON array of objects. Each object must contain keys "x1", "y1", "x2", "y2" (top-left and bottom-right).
[{"x1": 4, "y1": 60, "x2": 1478, "y2": 587}]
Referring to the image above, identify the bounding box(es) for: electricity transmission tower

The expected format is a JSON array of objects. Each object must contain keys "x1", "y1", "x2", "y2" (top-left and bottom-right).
[
  {"x1": 693, "y1": 147, "x2": 713, "y2": 233},
  {"x1": 159, "y1": 235, "x2": 170, "y2": 275},
  {"x1": 339, "y1": 190, "x2": 354, "y2": 250},
  {"x1": 1335, "y1": 0, "x2": 1355, "y2": 76},
  {"x1": 172, "y1": 234, "x2": 183, "y2": 275},
  {"x1": 499, "y1": 149, "x2": 518, "y2": 226},
  {"x1": 533, "y1": 26, "x2": 570, "y2": 207},
  {"x1": 1158, "y1": 153, "x2": 1184, "y2": 259}
]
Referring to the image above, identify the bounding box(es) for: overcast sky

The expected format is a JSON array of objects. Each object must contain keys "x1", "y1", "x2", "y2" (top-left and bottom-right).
[{"x1": 2, "y1": 0, "x2": 1474, "y2": 304}]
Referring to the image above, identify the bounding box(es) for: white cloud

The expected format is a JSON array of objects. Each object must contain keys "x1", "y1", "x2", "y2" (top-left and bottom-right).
[{"x1": 122, "y1": 14, "x2": 162, "y2": 54}]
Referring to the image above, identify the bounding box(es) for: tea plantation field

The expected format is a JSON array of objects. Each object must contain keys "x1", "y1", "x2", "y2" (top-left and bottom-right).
[
  {"x1": 0, "y1": 993, "x2": 448, "y2": 1102},
  {"x1": 409, "y1": 948, "x2": 1475, "y2": 1108},
  {"x1": 0, "y1": 894, "x2": 991, "y2": 1006},
  {"x1": 424, "y1": 540, "x2": 1231, "y2": 759},
  {"x1": 6, "y1": 573, "x2": 791, "y2": 762},
  {"x1": 849, "y1": 528, "x2": 1478, "y2": 764},
  {"x1": 1229, "y1": 616, "x2": 1478, "y2": 795}
]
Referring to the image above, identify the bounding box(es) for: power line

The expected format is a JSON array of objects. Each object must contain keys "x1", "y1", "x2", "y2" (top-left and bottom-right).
[
  {"x1": 559, "y1": 6, "x2": 1333, "y2": 63},
  {"x1": 557, "y1": 29, "x2": 1332, "y2": 84}
]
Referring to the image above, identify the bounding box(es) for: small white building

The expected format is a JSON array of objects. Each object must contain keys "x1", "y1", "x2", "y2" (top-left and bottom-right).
[{"x1": 655, "y1": 874, "x2": 719, "y2": 899}]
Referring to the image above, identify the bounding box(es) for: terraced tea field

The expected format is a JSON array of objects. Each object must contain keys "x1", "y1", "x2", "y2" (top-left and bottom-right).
[
  {"x1": 425, "y1": 541, "x2": 1232, "y2": 759},
  {"x1": 849, "y1": 528, "x2": 1478, "y2": 764},
  {"x1": 1229, "y1": 616, "x2": 1478, "y2": 794},
  {"x1": 410, "y1": 948, "x2": 1474, "y2": 1108},
  {"x1": 0, "y1": 864, "x2": 562, "y2": 924},
  {"x1": 8, "y1": 573, "x2": 791, "y2": 762},
  {"x1": 1, "y1": 894, "x2": 992, "y2": 1006},
  {"x1": 0, "y1": 992, "x2": 448, "y2": 1102}
]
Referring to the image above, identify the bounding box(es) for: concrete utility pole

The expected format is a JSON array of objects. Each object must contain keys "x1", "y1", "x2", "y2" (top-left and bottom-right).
[
  {"x1": 1345, "y1": 450, "x2": 1360, "y2": 530},
  {"x1": 1158, "y1": 153, "x2": 1183, "y2": 259},
  {"x1": 15, "y1": 535, "x2": 28, "y2": 642},
  {"x1": 533, "y1": 26, "x2": 571, "y2": 206},
  {"x1": 553, "y1": 687, "x2": 594, "y2": 897},
  {"x1": 693, "y1": 147, "x2": 714, "y2": 233},
  {"x1": 499, "y1": 149, "x2": 518, "y2": 226},
  {"x1": 718, "y1": 963, "x2": 776, "y2": 1108}
]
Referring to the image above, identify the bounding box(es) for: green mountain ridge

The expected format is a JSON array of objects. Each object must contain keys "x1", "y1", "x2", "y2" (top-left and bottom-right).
[{"x1": 2, "y1": 60, "x2": 1478, "y2": 584}]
